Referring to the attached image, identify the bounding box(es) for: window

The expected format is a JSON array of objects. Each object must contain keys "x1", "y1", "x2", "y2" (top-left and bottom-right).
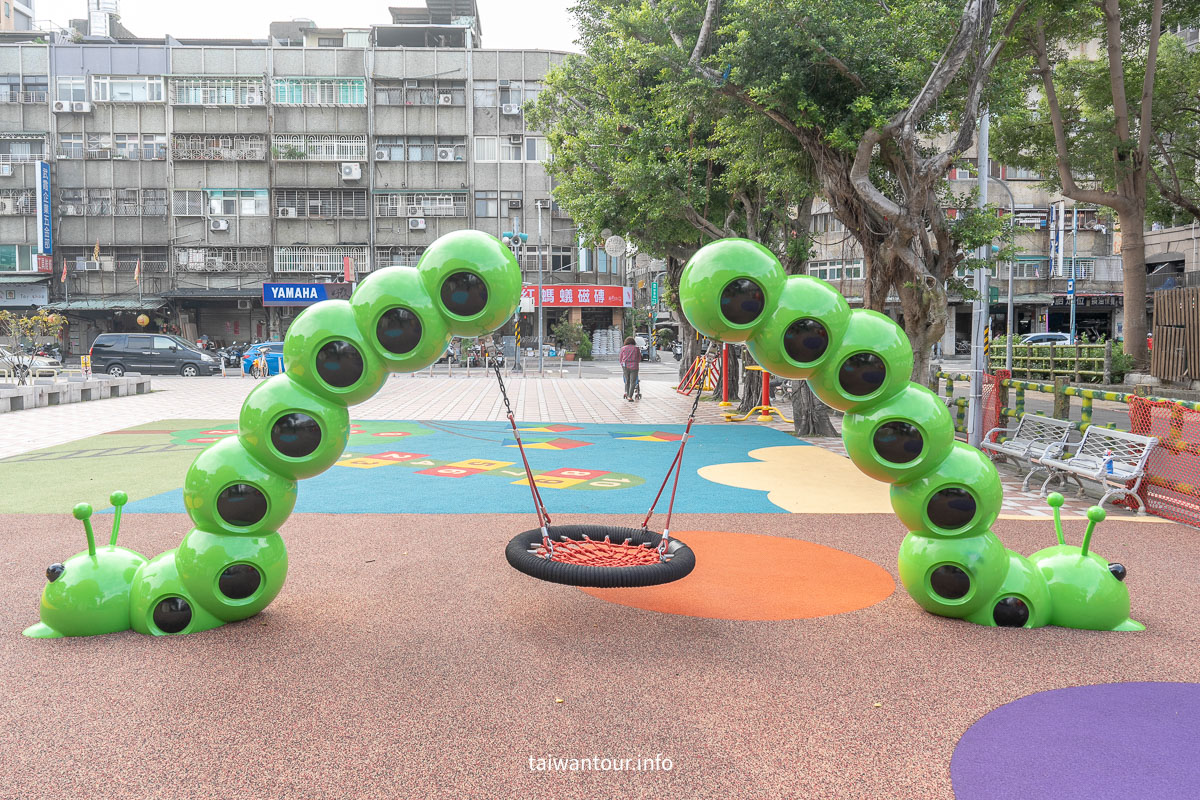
[
  {"x1": 0, "y1": 137, "x2": 45, "y2": 162},
  {"x1": 373, "y1": 135, "x2": 466, "y2": 162},
  {"x1": 473, "y1": 80, "x2": 497, "y2": 107},
  {"x1": 375, "y1": 192, "x2": 467, "y2": 217},
  {"x1": 171, "y1": 134, "x2": 266, "y2": 160},
  {"x1": 318, "y1": 37, "x2": 343, "y2": 47},
  {"x1": 275, "y1": 189, "x2": 367, "y2": 218},
  {"x1": 374, "y1": 246, "x2": 425, "y2": 267},
  {"x1": 523, "y1": 81, "x2": 542, "y2": 104},
  {"x1": 205, "y1": 189, "x2": 269, "y2": 216},
  {"x1": 58, "y1": 133, "x2": 83, "y2": 159},
  {"x1": 4, "y1": 4, "x2": 10, "y2": 18},
  {"x1": 273, "y1": 246, "x2": 370, "y2": 274},
  {"x1": 596, "y1": 250, "x2": 611, "y2": 274},
  {"x1": 499, "y1": 81, "x2": 522, "y2": 105},
  {"x1": 272, "y1": 134, "x2": 368, "y2": 161},
  {"x1": 1013, "y1": 258, "x2": 1047, "y2": 279},
  {"x1": 525, "y1": 137, "x2": 549, "y2": 162},
  {"x1": 808, "y1": 260, "x2": 861, "y2": 280},
  {"x1": 1004, "y1": 165, "x2": 1042, "y2": 181},
  {"x1": 500, "y1": 139, "x2": 522, "y2": 162},
  {"x1": 948, "y1": 159, "x2": 977, "y2": 181},
  {"x1": 475, "y1": 190, "x2": 498, "y2": 218},
  {"x1": 273, "y1": 78, "x2": 366, "y2": 105},
  {"x1": 501, "y1": 191, "x2": 523, "y2": 219},
  {"x1": 0, "y1": 188, "x2": 34, "y2": 214},
  {"x1": 377, "y1": 80, "x2": 466, "y2": 106},
  {"x1": 474, "y1": 136, "x2": 497, "y2": 162},
  {"x1": 810, "y1": 213, "x2": 845, "y2": 234},
  {"x1": 1053, "y1": 258, "x2": 1095, "y2": 280},
  {"x1": 114, "y1": 134, "x2": 140, "y2": 160},
  {"x1": 91, "y1": 76, "x2": 164, "y2": 103},
  {"x1": 56, "y1": 77, "x2": 86, "y2": 102},
  {"x1": 170, "y1": 78, "x2": 264, "y2": 106},
  {"x1": 87, "y1": 188, "x2": 112, "y2": 215}
]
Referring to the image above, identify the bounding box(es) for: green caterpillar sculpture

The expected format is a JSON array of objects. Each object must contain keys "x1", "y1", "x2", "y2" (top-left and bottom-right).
[
  {"x1": 25, "y1": 230, "x2": 522, "y2": 637},
  {"x1": 678, "y1": 239, "x2": 1141, "y2": 631}
]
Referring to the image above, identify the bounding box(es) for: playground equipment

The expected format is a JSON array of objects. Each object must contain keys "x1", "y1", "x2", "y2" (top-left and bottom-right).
[
  {"x1": 25, "y1": 230, "x2": 522, "y2": 637},
  {"x1": 679, "y1": 238, "x2": 1140, "y2": 631},
  {"x1": 499, "y1": 359, "x2": 697, "y2": 588},
  {"x1": 724, "y1": 365, "x2": 793, "y2": 424}
]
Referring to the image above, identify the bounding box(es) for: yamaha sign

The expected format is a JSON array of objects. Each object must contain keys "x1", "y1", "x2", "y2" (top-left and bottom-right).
[{"x1": 262, "y1": 282, "x2": 354, "y2": 307}]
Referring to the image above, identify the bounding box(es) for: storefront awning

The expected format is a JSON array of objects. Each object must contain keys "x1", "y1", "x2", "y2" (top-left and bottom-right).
[
  {"x1": 0, "y1": 272, "x2": 52, "y2": 283},
  {"x1": 44, "y1": 297, "x2": 167, "y2": 311}
]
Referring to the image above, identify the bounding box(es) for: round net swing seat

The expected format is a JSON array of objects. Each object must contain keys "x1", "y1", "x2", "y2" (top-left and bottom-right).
[{"x1": 505, "y1": 525, "x2": 696, "y2": 588}]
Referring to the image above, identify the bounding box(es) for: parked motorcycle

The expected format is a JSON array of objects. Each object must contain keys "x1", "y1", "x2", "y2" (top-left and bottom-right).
[{"x1": 672, "y1": 342, "x2": 683, "y2": 361}]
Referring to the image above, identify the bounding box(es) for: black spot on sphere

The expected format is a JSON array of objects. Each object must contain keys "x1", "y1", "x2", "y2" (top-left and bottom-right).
[
  {"x1": 719, "y1": 278, "x2": 765, "y2": 325},
  {"x1": 838, "y1": 353, "x2": 887, "y2": 396},
  {"x1": 153, "y1": 597, "x2": 192, "y2": 634},
  {"x1": 930, "y1": 564, "x2": 971, "y2": 600},
  {"x1": 315, "y1": 340, "x2": 364, "y2": 388}
]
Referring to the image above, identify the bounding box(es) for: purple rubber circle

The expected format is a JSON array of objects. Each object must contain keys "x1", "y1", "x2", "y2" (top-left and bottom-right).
[{"x1": 952, "y1": 682, "x2": 1200, "y2": 800}]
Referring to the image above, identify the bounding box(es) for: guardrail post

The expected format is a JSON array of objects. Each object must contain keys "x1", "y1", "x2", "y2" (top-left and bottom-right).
[
  {"x1": 1104, "y1": 340, "x2": 1112, "y2": 384},
  {"x1": 1053, "y1": 376, "x2": 1069, "y2": 420}
]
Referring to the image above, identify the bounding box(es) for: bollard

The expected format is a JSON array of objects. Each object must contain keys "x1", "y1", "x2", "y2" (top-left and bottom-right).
[
  {"x1": 1053, "y1": 376, "x2": 1069, "y2": 420},
  {"x1": 578, "y1": 354, "x2": 582, "y2": 379},
  {"x1": 560, "y1": 353, "x2": 565, "y2": 378}
]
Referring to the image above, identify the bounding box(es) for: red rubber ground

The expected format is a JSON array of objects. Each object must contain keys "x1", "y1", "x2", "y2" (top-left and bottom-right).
[{"x1": 2, "y1": 511, "x2": 1196, "y2": 799}]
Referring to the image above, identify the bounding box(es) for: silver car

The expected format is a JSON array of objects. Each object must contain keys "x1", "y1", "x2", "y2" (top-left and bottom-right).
[{"x1": 1020, "y1": 332, "x2": 1073, "y2": 346}]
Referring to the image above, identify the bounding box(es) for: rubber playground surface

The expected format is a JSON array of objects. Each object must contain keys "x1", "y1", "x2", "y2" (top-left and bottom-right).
[{"x1": 3, "y1": 418, "x2": 1199, "y2": 799}]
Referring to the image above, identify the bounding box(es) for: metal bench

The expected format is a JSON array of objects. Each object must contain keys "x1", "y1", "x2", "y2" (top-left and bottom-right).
[
  {"x1": 1035, "y1": 426, "x2": 1158, "y2": 514},
  {"x1": 981, "y1": 413, "x2": 1076, "y2": 491}
]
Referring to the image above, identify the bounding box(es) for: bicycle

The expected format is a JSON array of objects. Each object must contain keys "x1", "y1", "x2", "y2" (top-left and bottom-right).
[{"x1": 250, "y1": 347, "x2": 270, "y2": 379}]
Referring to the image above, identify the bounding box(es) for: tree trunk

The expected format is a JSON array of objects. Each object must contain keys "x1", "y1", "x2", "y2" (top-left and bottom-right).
[
  {"x1": 792, "y1": 381, "x2": 836, "y2": 436},
  {"x1": 727, "y1": 345, "x2": 740, "y2": 401},
  {"x1": 738, "y1": 350, "x2": 762, "y2": 415},
  {"x1": 1118, "y1": 217, "x2": 1149, "y2": 370}
]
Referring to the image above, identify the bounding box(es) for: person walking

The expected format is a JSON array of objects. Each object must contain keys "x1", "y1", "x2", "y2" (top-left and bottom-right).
[{"x1": 619, "y1": 336, "x2": 640, "y2": 401}]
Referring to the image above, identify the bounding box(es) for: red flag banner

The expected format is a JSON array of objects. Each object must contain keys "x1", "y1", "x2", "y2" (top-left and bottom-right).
[{"x1": 343, "y1": 256, "x2": 355, "y2": 283}]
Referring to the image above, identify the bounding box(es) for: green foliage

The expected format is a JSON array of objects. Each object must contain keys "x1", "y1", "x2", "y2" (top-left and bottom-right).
[
  {"x1": 0, "y1": 309, "x2": 66, "y2": 385},
  {"x1": 654, "y1": 327, "x2": 677, "y2": 348},
  {"x1": 551, "y1": 321, "x2": 588, "y2": 354},
  {"x1": 578, "y1": 331, "x2": 593, "y2": 360}
]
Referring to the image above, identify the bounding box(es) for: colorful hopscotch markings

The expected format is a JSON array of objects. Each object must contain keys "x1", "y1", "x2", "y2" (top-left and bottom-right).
[
  {"x1": 518, "y1": 424, "x2": 583, "y2": 433},
  {"x1": 371, "y1": 431, "x2": 411, "y2": 437},
  {"x1": 171, "y1": 421, "x2": 432, "y2": 447},
  {"x1": 335, "y1": 451, "x2": 430, "y2": 469},
  {"x1": 512, "y1": 470, "x2": 643, "y2": 491},
  {"x1": 614, "y1": 431, "x2": 685, "y2": 443},
  {"x1": 416, "y1": 465, "x2": 486, "y2": 478},
  {"x1": 503, "y1": 437, "x2": 592, "y2": 451},
  {"x1": 444, "y1": 458, "x2": 515, "y2": 471}
]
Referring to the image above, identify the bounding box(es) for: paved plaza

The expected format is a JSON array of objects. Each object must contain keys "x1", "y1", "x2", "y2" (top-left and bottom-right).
[{"x1": 1, "y1": 371, "x2": 1195, "y2": 799}]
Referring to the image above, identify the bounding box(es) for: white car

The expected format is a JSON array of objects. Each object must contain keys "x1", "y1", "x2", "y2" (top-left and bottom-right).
[
  {"x1": 1020, "y1": 332, "x2": 1073, "y2": 346},
  {"x1": 0, "y1": 345, "x2": 61, "y2": 377}
]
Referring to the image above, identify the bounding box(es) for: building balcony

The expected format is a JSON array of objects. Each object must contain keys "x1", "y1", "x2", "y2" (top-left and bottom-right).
[{"x1": 0, "y1": 91, "x2": 47, "y2": 104}]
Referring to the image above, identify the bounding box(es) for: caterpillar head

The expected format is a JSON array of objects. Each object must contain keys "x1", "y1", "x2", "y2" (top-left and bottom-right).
[
  {"x1": 23, "y1": 502, "x2": 147, "y2": 638},
  {"x1": 1028, "y1": 497, "x2": 1143, "y2": 632}
]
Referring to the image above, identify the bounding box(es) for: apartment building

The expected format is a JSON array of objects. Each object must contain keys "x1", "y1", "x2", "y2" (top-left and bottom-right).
[{"x1": 0, "y1": 1, "x2": 628, "y2": 355}]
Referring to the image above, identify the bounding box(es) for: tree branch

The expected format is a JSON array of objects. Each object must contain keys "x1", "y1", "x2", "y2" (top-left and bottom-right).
[
  {"x1": 796, "y1": 17, "x2": 866, "y2": 90},
  {"x1": 1137, "y1": 0, "x2": 1164, "y2": 164},
  {"x1": 690, "y1": 0, "x2": 722, "y2": 64}
]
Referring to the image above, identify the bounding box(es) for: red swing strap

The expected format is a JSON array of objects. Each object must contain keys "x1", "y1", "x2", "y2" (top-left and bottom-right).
[
  {"x1": 491, "y1": 358, "x2": 553, "y2": 546},
  {"x1": 641, "y1": 353, "x2": 707, "y2": 548}
]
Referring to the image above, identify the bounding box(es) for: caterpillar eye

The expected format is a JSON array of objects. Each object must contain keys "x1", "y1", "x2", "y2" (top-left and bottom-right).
[
  {"x1": 992, "y1": 596, "x2": 1030, "y2": 628},
  {"x1": 315, "y1": 340, "x2": 364, "y2": 388},
  {"x1": 271, "y1": 412, "x2": 322, "y2": 459},
  {"x1": 720, "y1": 278, "x2": 766, "y2": 325},
  {"x1": 441, "y1": 272, "x2": 488, "y2": 318},
  {"x1": 152, "y1": 596, "x2": 192, "y2": 634},
  {"x1": 1108, "y1": 563, "x2": 1127, "y2": 582},
  {"x1": 927, "y1": 487, "x2": 977, "y2": 531},
  {"x1": 376, "y1": 307, "x2": 422, "y2": 355},
  {"x1": 219, "y1": 564, "x2": 263, "y2": 600},
  {"x1": 46, "y1": 563, "x2": 64, "y2": 582},
  {"x1": 783, "y1": 318, "x2": 829, "y2": 364}
]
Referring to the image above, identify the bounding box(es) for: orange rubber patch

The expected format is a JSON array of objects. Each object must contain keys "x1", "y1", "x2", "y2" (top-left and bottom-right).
[{"x1": 580, "y1": 530, "x2": 894, "y2": 621}]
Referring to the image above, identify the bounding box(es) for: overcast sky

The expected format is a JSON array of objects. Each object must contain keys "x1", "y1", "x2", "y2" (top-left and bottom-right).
[{"x1": 31, "y1": 0, "x2": 581, "y2": 51}]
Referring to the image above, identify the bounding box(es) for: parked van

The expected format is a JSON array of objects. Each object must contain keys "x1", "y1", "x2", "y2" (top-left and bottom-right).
[{"x1": 90, "y1": 333, "x2": 218, "y2": 377}]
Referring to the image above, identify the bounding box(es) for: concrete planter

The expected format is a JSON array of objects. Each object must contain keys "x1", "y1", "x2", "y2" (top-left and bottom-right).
[{"x1": 0, "y1": 375, "x2": 152, "y2": 413}]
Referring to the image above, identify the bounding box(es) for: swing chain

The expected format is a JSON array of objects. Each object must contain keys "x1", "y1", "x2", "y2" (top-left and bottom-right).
[{"x1": 490, "y1": 355, "x2": 553, "y2": 554}]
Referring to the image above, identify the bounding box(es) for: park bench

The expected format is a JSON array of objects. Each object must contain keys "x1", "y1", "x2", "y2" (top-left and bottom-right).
[
  {"x1": 1034, "y1": 425, "x2": 1158, "y2": 514},
  {"x1": 981, "y1": 413, "x2": 1076, "y2": 491}
]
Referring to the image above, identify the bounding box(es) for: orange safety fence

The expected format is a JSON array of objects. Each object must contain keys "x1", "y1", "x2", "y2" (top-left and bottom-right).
[
  {"x1": 982, "y1": 369, "x2": 1008, "y2": 441},
  {"x1": 1127, "y1": 396, "x2": 1200, "y2": 526}
]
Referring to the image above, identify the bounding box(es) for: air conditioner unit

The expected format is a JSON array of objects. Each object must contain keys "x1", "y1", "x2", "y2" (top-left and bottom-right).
[
  {"x1": 437, "y1": 93, "x2": 454, "y2": 105},
  {"x1": 210, "y1": 218, "x2": 230, "y2": 231},
  {"x1": 82, "y1": 260, "x2": 101, "y2": 271},
  {"x1": 72, "y1": 102, "x2": 93, "y2": 113},
  {"x1": 277, "y1": 207, "x2": 297, "y2": 219},
  {"x1": 408, "y1": 218, "x2": 426, "y2": 230},
  {"x1": 62, "y1": 204, "x2": 82, "y2": 216},
  {"x1": 405, "y1": 204, "x2": 422, "y2": 217},
  {"x1": 0, "y1": 164, "x2": 12, "y2": 176},
  {"x1": 237, "y1": 299, "x2": 253, "y2": 310},
  {"x1": 340, "y1": 162, "x2": 361, "y2": 180},
  {"x1": 374, "y1": 148, "x2": 390, "y2": 161},
  {"x1": 501, "y1": 104, "x2": 521, "y2": 115},
  {"x1": 52, "y1": 100, "x2": 71, "y2": 113},
  {"x1": 0, "y1": 198, "x2": 15, "y2": 215},
  {"x1": 436, "y1": 147, "x2": 454, "y2": 162},
  {"x1": 498, "y1": 79, "x2": 511, "y2": 87},
  {"x1": 507, "y1": 199, "x2": 522, "y2": 209},
  {"x1": 404, "y1": 79, "x2": 419, "y2": 88},
  {"x1": 243, "y1": 90, "x2": 262, "y2": 105},
  {"x1": 508, "y1": 134, "x2": 524, "y2": 144}
]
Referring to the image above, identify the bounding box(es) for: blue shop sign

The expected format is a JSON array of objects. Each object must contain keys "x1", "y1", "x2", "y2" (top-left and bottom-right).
[{"x1": 262, "y1": 283, "x2": 352, "y2": 306}]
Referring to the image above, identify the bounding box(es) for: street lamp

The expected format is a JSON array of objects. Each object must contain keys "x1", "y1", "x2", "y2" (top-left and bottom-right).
[{"x1": 502, "y1": 229, "x2": 528, "y2": 372}]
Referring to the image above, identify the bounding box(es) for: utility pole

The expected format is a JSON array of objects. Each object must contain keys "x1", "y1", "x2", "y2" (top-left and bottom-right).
[
  {"x1": 968, "y1": 110, "x2": 990, "y2": 447},
  {"x1": 502, "y1": 224, "x2": 529, "y2": 372},
  {"x1": 536, "y1": 200, "x2": 545, "y2": 374},
  {"x1": 1070, "y1": 205, "x2": 1078, "y2": 343}
]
